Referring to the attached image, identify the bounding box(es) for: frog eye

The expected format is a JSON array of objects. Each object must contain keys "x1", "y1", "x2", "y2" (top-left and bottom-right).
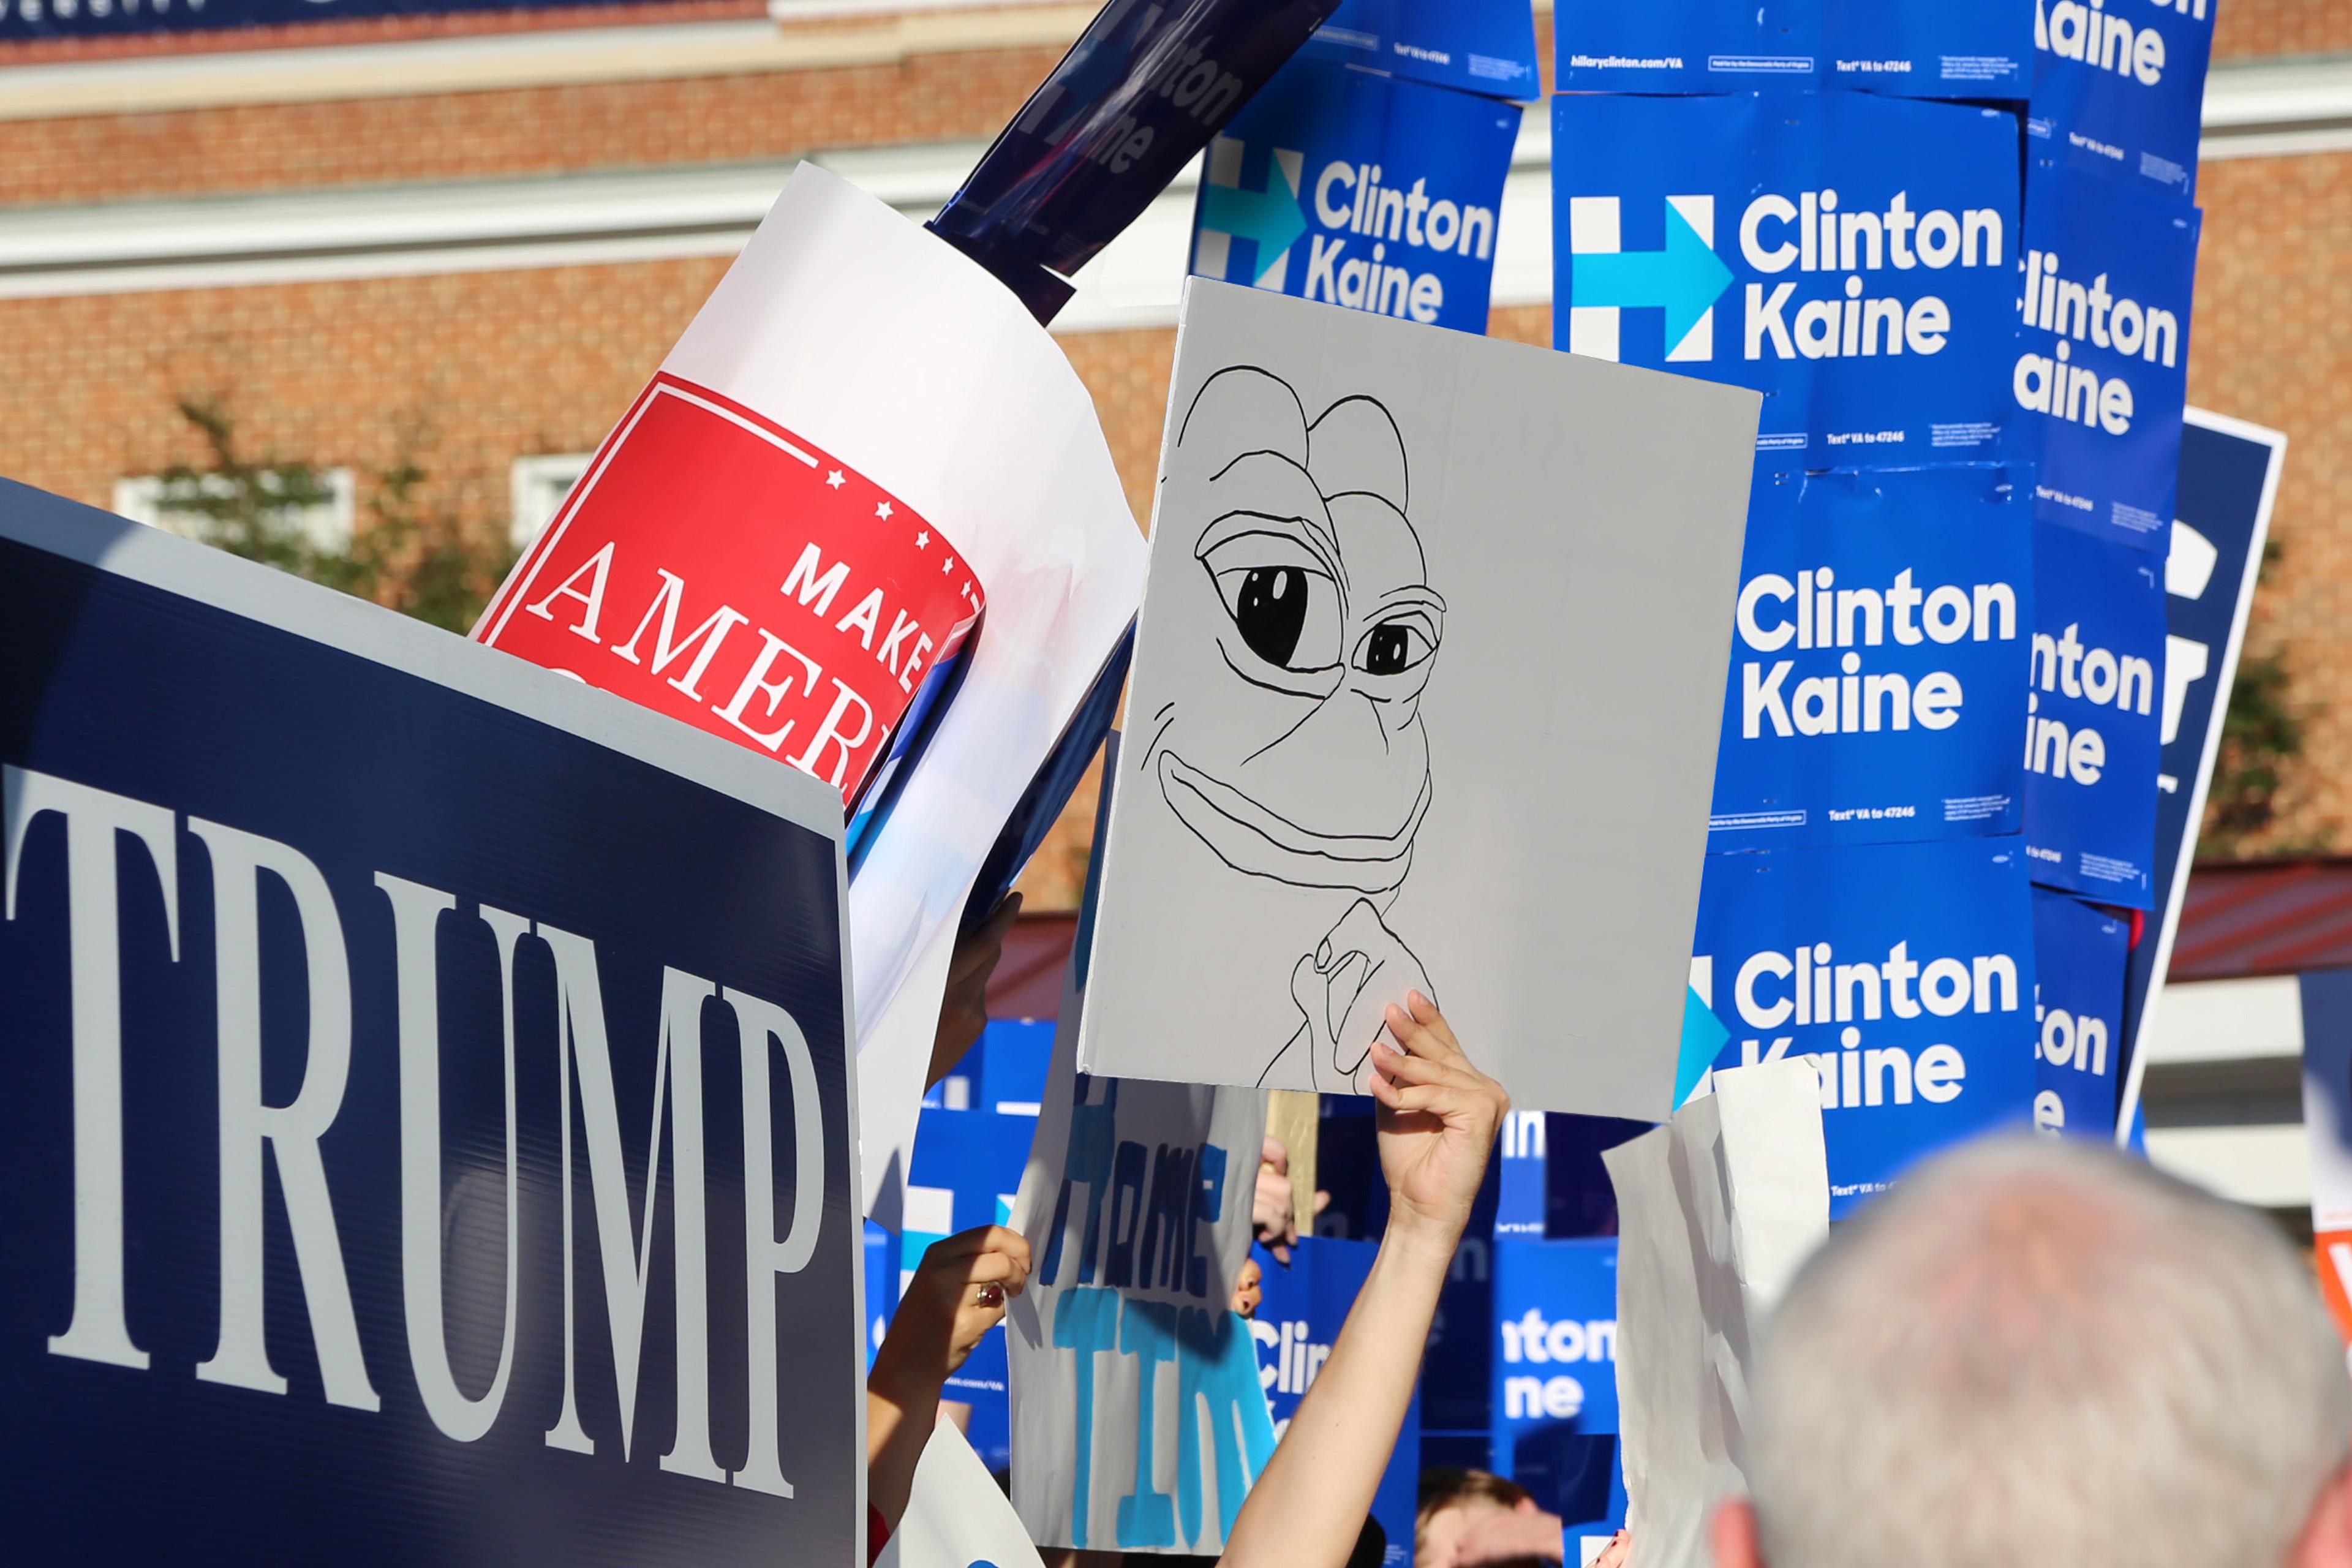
[
  {"x1": 1354, "y1": 604, "x2": 1440, "y2": 677},
  {"x1": 1202, "y1": 530, "x2": 1343, "y2": 674},
  {"x1": 1355, "y1": 618, "x2": 1435, "y2": 676}
]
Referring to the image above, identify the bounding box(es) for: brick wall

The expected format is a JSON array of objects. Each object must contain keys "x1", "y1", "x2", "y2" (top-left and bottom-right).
[
  {"x1": 0, "y1": 46, "x2": 1069, "y2": 208},
  {"x1": 2188, "y1": 150, "x2": 2352, "y2": 852},
  {"x1": 2217, "y1": 0, "x2": 2352, "y2": 61}
]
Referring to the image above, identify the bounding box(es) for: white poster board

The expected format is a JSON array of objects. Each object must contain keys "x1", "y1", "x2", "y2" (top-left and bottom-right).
[
  {"x1": 1005, "y1": 980, "x2": 1272, "y2": 1555},
  {"x1": 878, "y1": 1422, "x2": 1047, "y2": 1568},
  {"x1": 1604, "y1": 1061, "x2": 1828, "y2": 1568},
  {"x1": 1076, "y1": 279, "x2": 1757, "y2": 1115}
]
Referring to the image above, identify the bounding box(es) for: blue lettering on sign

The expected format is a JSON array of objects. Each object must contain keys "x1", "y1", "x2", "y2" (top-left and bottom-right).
[
  {"x1": 1035, "y1": 1071, "x2": 1263, "y2": 1551},
  {"x1": 1553, "y1": 90, "x2": 2018, "y2": 467},
  {"x1": 1051, "y1": 1287, "x2": 1274, "y2": 1549}
]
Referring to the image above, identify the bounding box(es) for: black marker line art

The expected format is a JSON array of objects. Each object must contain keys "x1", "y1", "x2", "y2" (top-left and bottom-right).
[{"x1": 1144, "y1": 364, "x2": 1447, "y2": 1091}]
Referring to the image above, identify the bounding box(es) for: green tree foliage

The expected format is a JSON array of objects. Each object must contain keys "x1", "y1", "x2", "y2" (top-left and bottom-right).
[
  {"x1": 153, "y1": 398, "x2": 516, "y2": 634},
  {"x1": 2201, "y1": 540, "x2": 2325, "y2": 858}
]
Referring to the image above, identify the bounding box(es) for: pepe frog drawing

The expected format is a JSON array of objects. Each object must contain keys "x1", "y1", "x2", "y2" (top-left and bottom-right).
[{"x1": 1137, "y1": 365, "x2": 1447, "y2": 1091}]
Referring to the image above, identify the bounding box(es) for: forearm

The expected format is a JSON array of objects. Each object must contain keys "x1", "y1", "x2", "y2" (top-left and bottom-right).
[
  {"x1": 866, "y1": 1372, "x2": 942, "y2": 1534},
  {"x1": 1221, "y1": 1221, "x2": 1456, "y2": 1568}
]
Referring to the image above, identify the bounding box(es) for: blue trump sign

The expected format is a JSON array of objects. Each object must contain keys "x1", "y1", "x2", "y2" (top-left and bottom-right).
[
  {"x1": 1191, "y1": 55, "x2": 1520, "y2": 334},
  {"x1": 1711, "y1": 464, "x2": 2032, "y2": 848},
  {"x1": 0, "y1": 485, "x2": 860, "y2": 1562},
  {"x1": 1695, "y1": 837, "x2": 2037, "y2": 1214},
  {"x1": 1552, "y1": 91, "x2": 2018, "y2": 467}
]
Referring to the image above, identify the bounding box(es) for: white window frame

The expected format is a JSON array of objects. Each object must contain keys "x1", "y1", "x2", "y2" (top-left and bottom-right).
[
  {"x1": 111, "y1": 468, "x2": 356, "y2": 554},
  {"x1": 509, "y1": 452, "x2": 594, "y2": 551}
]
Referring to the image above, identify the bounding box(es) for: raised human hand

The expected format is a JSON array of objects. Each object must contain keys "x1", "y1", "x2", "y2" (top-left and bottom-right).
[
  {"x1": 870, "y1": 1224, "x2": 1031, "y2": 1402},
  {"x1": 1366, "y1": 992, "x2": 1509, "y2": 1256}
]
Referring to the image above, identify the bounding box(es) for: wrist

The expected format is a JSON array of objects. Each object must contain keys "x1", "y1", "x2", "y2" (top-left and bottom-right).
[
  {"x1": 1378, "y1": 1207, "x2": 1465, "y2": 1276},
  {"x1": 867, "y1": 1339, "x2": 948, "y2": 1415}
]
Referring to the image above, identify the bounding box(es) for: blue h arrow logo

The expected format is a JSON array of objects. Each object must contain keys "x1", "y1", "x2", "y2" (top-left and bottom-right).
[
  {"x1": 1196, "y1": 136, "x2": 1309, "y2": 290},
  {"x1": 1566, "y1": 195, "x2": 1735, "y2": 363}
]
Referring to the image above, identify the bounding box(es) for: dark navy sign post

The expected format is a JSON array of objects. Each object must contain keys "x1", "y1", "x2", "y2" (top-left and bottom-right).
[
  {"x1": 1551, "y1": 91, "x2": 2019, "y2": 467},
  {"x1": 0, "y1": 484, "x2": 860, "y2": 1563},
  {"x1": 1709, "y1": 464, "x2": 2031, "y2": 848},
  {"x1": 2116, "y1": 411, "x2": 2288, "y2": 1136}
]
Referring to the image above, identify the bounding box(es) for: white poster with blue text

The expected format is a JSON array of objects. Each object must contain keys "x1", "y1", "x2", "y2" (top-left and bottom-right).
[
  {"x1": 1694, "y1": 838, "x2": 2037, "y2": 1215},
  {"x1": 1711, "y1": 464, "x2": 2031, "y2": 848},
  {"x1": 1006, "y1": 1064, "x2": 1272, "y2": 1554},
  {"x1": 1551, "y1": 91, "x2": 2018, "y2": 468}
]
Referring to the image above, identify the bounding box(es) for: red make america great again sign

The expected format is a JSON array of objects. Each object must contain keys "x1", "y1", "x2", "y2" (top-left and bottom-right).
[{"x1": 477, "y1": 374, "x2": 984, "y2": 807}]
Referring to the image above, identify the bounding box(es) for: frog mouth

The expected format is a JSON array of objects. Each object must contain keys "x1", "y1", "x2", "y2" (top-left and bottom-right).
[{"x1": 1155, "y1": 750, "x2": 1428, "y2": 894}]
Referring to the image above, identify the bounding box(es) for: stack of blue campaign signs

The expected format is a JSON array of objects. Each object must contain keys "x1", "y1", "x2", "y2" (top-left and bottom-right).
[{"x1": 1549, "y1": 0, "x2": 2209, "y2": 1189}]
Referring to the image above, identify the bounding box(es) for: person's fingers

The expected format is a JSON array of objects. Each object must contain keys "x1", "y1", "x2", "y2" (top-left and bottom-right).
[
  {"x1": 925, "y1": 1223, "x2": 1027, "y2": 1262},
  {"x1": 1313, "y1": 1189, "x2": 1332, "y2": 1215},
  {"x1": 1401, "y1": 990, "x2": 1466, "y2": 1057},
  {"x1": 1384, "y1": 998, "x2": 1463, "y2": 1068},
  {"x1": 1369, "y1": 1034, "x2": 1472, "y2": 1088},
  {"x1": 1261, "y1": 1135, "x2": 1289, "y2": 1174}
]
